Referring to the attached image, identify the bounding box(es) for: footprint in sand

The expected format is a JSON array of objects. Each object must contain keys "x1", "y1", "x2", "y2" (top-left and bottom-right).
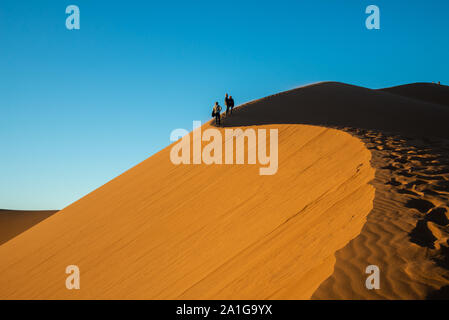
[
  {"x1": 397, "y1": 188, "x2": 420, "y2": 197},
  {"x1": 405, "y1": 180, "x2": 427, "y2": 189},
  {"x1": 427, "y1": 207, "x2": 449, "y2": 226},
  {"x1": 409, "y1": 220, "x2": 440, "y2": 249},
  {"x1": 405, "y1": 198, "x2": 435, "y2": 214},
  {"x1": 435, "y1": 180, "x2": 449, "y2": 193}
]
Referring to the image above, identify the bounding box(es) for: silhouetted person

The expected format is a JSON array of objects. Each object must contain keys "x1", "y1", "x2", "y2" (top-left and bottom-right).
[
  {"x1": 213, "y1": 102, "x2": 222, "y2": 125},
  {"x1": 229, "y1": 95, "x2": 234, "y2": 114},
  {"x1": 225, "y1": 93, "x2": 231, "y2": 116}
]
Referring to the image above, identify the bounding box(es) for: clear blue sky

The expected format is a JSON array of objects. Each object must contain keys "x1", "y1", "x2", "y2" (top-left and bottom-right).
[{"x1": 1, "y1": 0, "x2": 448, "y2": 210}]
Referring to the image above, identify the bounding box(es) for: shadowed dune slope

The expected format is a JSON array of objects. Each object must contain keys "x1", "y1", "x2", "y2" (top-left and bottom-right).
[
  {"x1": 379, "y1": 83, "x2": 449, "y2": 107},
  {"x1": 0, "y1": 83, "x2": 378, "y2": 299},
  {"x1": 0, "y1": 210, "x2": 57, "y2": 245},
  {"x1": 223, "y1": 82, "x2": 449, "y2": 139}
]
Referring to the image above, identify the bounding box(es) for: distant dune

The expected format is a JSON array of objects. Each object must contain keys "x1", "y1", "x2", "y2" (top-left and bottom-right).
[
  {"x1": 0, "y1": 210, "x2": 57, "y2": 245},
  {"x1": 1, "y1": 82, "x2": 448, "y2": 299}
]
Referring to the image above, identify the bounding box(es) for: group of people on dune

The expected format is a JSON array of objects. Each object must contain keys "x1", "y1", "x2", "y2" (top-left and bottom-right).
[{"x1": 212, "y1": 93, "x2": 234, "y2": 125}]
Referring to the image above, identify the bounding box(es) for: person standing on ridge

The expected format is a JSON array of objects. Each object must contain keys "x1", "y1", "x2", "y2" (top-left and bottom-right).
[
  {"x1": 212, "y1": 102, "x2": 222, "y2": 125},
  {"x1": 229, "y1": 95, "x2": 235, "y2": 115},
  {"x1": 225, "y1": 93, "x2": 231, "y2": 116}
]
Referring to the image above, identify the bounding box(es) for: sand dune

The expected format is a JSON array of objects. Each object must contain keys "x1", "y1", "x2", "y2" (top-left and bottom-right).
[
  {"x1": 0, "y1": 210, "x2": 57, "y2": 245},
  {"x1": 1, "y1": 82, "x2": 448, "y2": 299},
  {"x1": 0, "y1": 123, "x2": 374, "y2": 299}
]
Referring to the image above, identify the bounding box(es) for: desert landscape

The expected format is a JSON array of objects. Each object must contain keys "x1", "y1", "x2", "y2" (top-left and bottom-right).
[{"x1": 1, "y1": 82, "x2": 448, "y2": 299}]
